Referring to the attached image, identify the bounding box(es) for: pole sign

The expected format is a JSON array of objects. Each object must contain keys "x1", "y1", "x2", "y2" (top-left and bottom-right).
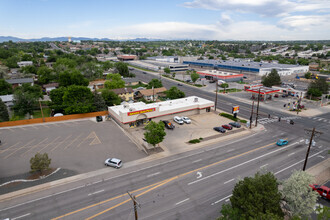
[{"x1": 232, "y1": 106, "x2": 239, "y2": 114}]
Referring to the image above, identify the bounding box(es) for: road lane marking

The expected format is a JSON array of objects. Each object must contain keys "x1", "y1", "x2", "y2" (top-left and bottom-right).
[
  {"x1": 211, "y1": 194, "x2": 232, "y2": 205},
  {"x1": 260, "y1": 164, "x2": 268, "y2": 169},
  {"x1": 187, "y1": 141, "x2": 298, "y2": 185},
  {"x1": 175, "y1": 198, "x2": 190, "y2": 206},
  {"x1": 317, "y1": 155, "x2": 325, "y2": 159},
  {"x1": 147, "y1": 172, "x2": 160, "y2": 178},
  {"x1": 226, "y1": 149, "x2": 234, "y2": 152},
  {"x1": 274, "y1": 150, "x2": 324, "y2": 175},
  {"x1": 224, "y1": 179, "x2": 234, "y2": 184},
  {"x1": 193, "y1": 159, "x2": 202, "y2": 163},
  {"x1": 225, "y1": 199, "x2": 230, "y2": 202},
  {"x1": 299, "y1": 139, "x2": 304, "y2": 142},
  {"x1": 288, "y1": 153, "x2": 295, "y2": 156},
  {"x1": 88, "y1": 190, "x2": 104, "y2": 196},
  {"x1": 12, "y1": 213, "x2": 31, "y2": 220}
]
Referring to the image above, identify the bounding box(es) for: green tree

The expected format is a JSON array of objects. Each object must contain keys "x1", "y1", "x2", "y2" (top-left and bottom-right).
[
  {"x1": 220, "y1": 83, "x2": 229, "y2": 93},
  {"x1": 166, "y1": 86, "x2": 185, "y2": 99},
  {"x1": 12, "y1": 84, "x2": 43, "y2": 117},
  {"x1": 0, "y1": 79, "x2": 13, "y2": 95},
  {"x1": 281, "y1": 170, "x2": 319, "y2": 218},
  {"x1": 58, "y1": 70, "x2": 89, "y2": 87},
  {"x1": 79, "y1": 62, "x2": 103, "y2": 80},
  {"x1": 164, "y1": 67, "x2": 170, "y2": 74},
  {"x1": 114, "y1": 62, "x2": 129, "y2": 77},
  {"x1": 308, "y1": 79, "x2": 328, "y2": 94},
  {"x1": 190, "y1": 71, "x2": 200, "y2": 84},
  {"x1": 62, "y1": 85, "x2": 95, "y2": 114},
  {"x1": 5, "y1": 56, "x2": 19, "y2": 68},
  {"x1": 305, "y1": 72, "x2": 311, "y2": 79},
  {"x1": 307, "y1": 88, "x2": 322, "y2": 97},
  {"x1": 172, "y1": 72, "x2": 176, "y2": 78},
  {"x1": 49, "y1": 87, "x2": 67, "y2": 113},
  {"x1": 0, "y1": 98, "x2": 9, "y2": 122},
  {"x1": 20, "y1": 65, "x2": 37, "y2": 75},
  {"x1": 144, "y1": 121, "x2": 166, "y2": 148},
  {"x1": 262, "y1": 69, "x2": 281, "y2": 87},
  {"x1": 101, "y1": 89, "x2": 121, "y2": 106},
  {"x1": 147, "y1": 79, "x2": 163, "y2": 89},
  {"x1": 220, "y1": 172, "x2": 283, "y2": 219},
  {"x1": 30, "y1": 152, "x2": 51, "y2": 174},
  {"x1": 102, "y1": 61, "x2": 114, "y2": 71},
  {"x1": 37, "y1": 66, "x2": 54, "y2": 84},
  {"x1": 104, "y1": 73, "x2": 125, "y2": 89},
  {"x1": 93, "y1": 91, "x2": 107, "y2": 111}
]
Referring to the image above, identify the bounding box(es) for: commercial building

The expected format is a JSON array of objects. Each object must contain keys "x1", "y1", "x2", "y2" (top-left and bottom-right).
[
  {"x1": 183, "y1": 60, "x2": 309, "y2": 76},
  {"x1": 117, "y1": 55, "x2": 137, "y2": 61},
  {"x1": 197, "y1": 70, "x2": 244, "y2": 82},
  {"x1": 108, "y1": 96, "x2": 214, "y2": 128},
  {"x1": 147, "y1": 56, "x2": 179, "y2": 63}
]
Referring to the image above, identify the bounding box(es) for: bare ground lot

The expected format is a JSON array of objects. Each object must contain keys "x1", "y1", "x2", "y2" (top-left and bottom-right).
[{"x1": 0, "y1": 119, "x2": 146, "y2": 179}]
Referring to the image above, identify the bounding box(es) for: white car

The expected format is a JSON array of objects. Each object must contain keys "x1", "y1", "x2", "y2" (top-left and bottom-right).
[
  {"x1": 105, "y1": 158, "x2": 123, "y2": 168},
  {"x1": 181, "y1": 116, "x2": 191, "y2": 124},
  {"x1": 173, "y1": 116, "x2": 184, "y2": 125}
]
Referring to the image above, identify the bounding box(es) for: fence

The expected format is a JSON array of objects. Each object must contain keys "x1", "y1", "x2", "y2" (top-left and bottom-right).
[{"x1": 0, "y1": 111, "x2": 109, "y2": 128}]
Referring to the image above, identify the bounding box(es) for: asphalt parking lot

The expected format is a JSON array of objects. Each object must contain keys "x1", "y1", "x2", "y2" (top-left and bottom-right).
[{"x1": 0, "y1": 119, "x2": 146, "y2": 179}]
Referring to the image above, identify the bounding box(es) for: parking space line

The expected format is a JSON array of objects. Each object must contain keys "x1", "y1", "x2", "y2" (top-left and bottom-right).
[
  {"x1": 42, "y1": 125, "x2": 50, "y2": 128},
  {"x1": 38, "y1": 136, "x2": 62, "y2": 153},
  {"x1": 4, "y1": 139, "x2": 36, "y2": 159},
  {"x1": 20, "y1": 138, "x2": 49, "y2": 157},
  {"x1": 64, "y1": 134, "x2": 83, "y2": 149},
  {"x1": 0, "y1": 142, "x2": 22, "y2": 155},
  {"x1": 51, "y1": 134, "x2": 72, "y2": 151}
]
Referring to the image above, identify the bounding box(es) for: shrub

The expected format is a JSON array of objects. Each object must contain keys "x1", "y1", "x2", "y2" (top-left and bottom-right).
[{"x1": 189, "y1": 139, "x2": 200, "y2": 144}]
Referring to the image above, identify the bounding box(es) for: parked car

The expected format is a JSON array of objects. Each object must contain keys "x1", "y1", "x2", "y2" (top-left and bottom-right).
[
  {"x1": 161, "y1": 120, "x2": 175, "y2": 129},
  {"x1": 282, "y1": 94, "x2": 288, "y2": 98},
  {"x1": 96, "y1": 116, "x2": 103, "y2": 122},
  {"x1": 222, "y1": 124, "x2": 233, "y2": 130},
  {"x1": 177, "y1": 83, "x2": 183, "y2": 86},
  {"x1": 243, "y1": 76, "x2": 247, "y2": 79},
  {"x1": 309, "y1": 184, "x2": 330, "y2": 200},
  {"x1": 181, "y1": 116, "x2": 191, "y2": 124},
  {"x1": 185, "y1": 79, "x2": 191, "y2": 83},
  {"x1": 213, "y1": 127, "x2": 226, "y2": 133},
  {"x1": 276, "y1": 139, "x2": 288, "y2": 146},
  {"x1": 274, "y1": 94, "x2": 279, "y2": 98},
  {"x1": 174, "y1": 116, "x2": 184, "y2": 125},
  {"x1": 54, "y1": 113, "x2": 64, "y2": 117},
  {"x1": 105, "y1": 158, "x2": 122, "y2": 168},
  {"x1": 142, "y1": 72, "x2": 147, "y2": 74},
  {"x1": 229, "y1": 122, "x2": 241, "y2": 128}
]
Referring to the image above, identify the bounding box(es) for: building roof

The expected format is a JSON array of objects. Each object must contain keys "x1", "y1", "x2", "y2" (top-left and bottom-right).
[
  {"x1": 0, "y1": 94, "x2": 14, "y2": 102},
  {"x1": 138, "y1": 87, "x2": 167, "y2": 96},
  {"x1": 6, "y1": 78, "x2": 34, "y2": 84},
  {"x1": 43, "y1": 83, "x2": 59, "y2": 88},
  {"x1": 89, "y1": 80, "x2": 106, "y2": 86},
  {"x1": 197, "y1": 70, "x2": 243, "y2": 78},
  {"x1": 111, "y1": 87, "x2": 134, "y2": 95},
  {"x1": 109, "y1": 96, "x2": 214, "y2": 115},
  {"x1": 245, "y1": 86, "x2": 280, "y2": 94}
]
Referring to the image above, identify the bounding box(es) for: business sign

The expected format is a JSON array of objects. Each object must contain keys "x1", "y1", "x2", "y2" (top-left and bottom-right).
[
  {"x1": 232, "y1": 106, "x2": 239, "y2": 114},
  {"x1": 127, "y1": 108, "x2": 156, "y2": 116}
]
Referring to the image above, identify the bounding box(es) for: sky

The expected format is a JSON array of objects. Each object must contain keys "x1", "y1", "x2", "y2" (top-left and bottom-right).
[{"x1": 0, "y1": 0, "x2": 330, "y2": 40}]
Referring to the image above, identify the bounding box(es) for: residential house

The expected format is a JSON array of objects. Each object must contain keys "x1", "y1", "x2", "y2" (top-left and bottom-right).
[
  {"x1": 123, "y1": 78, "x2": 140, "y2": 86},
  {"x1": 6, "y1": 78, "x2": 34, "y2": 89},
  {"x1": 88, "y1": 80, "x2": 106, "y2": 92},
  {"x1": 135, "y1": 87, "x2": 167, "y2": 101},
  {"x1": 17, "y1": 61, "x2": 33, "y2": 68},
  {"x1": 111, "y1": 87, "x2": 134, "y2": 101},
  {"x1": 43, "y1": 83, "x2": 59, "y2": 95},
  {"x1": 0, "y1": 94, "x2": 14, "y2": 108}
]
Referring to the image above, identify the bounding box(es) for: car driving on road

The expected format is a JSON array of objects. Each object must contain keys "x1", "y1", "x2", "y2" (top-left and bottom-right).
[
  {"x1": 174, "y1": 116, "x2": 184, "y2": 125},
  {"x1": 276, "y1": 139, "x2": 288, "y2": 146},
  {"x1": 105, "y1": 158, "x2": 122, "y2": 168},
  {"x1": 309, "y1": 184, "x2": 330, "y2": 200}
]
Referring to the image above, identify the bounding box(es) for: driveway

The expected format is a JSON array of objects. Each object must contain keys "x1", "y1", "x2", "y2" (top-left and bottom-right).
[{"x1": 0, "y1": 119, "x2": 146, "y2": 179}]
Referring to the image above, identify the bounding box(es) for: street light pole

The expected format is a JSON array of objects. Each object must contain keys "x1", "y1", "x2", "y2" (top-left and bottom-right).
[
  {"x1": 215, "y1": 81, "x2": 218, "y2": 112},
  {"x1": 250, "y1": 100, "x2": 254, "y2": 129},
  {"x1": 255, "y1": 87, "x2": 261, "y2": 127}
]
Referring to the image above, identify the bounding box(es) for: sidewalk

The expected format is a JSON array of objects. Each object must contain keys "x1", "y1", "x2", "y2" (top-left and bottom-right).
[{"x1": 306, "y1": 158, "x2": 330, "y2": 185}]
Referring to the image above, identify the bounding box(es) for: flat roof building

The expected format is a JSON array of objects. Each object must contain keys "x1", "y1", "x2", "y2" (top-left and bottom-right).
[
  {"x1": 197, "y1": 70, "x2": 244, "y2": 82},
  {"x1": 183, "y1": 60, "x2": 309, "y2": 76},
  {"x1": 108, "y1": 96, "x2": 214, "y2": 128}
]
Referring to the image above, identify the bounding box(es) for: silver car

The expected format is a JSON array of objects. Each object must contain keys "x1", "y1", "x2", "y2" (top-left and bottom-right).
[
  {"x1": 105, "y1": 158, "x2": 123, "y2": 168},
  {"x1": 181, "y1": 116, "x2": 191, "y2": 124},
  {"x1": 174, "y1": 116, "x2": 184, "y2": 125}
]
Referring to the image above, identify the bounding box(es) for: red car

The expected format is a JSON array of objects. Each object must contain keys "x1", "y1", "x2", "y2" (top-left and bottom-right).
[
  {"x1": 222, "y1": 124, "x2": 233, "y2": 130},
  {"x1": 309, "y1": 184, "x2": 330, "y2": 200}
]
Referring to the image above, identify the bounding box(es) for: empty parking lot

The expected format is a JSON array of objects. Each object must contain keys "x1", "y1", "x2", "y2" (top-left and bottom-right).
[{"x1": 0, "y1": 119, "x2": 146, "y2": 178}]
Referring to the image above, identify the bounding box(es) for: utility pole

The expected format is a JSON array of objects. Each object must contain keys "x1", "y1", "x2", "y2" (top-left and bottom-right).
[
  {"x1": 297, "y1": 91, "x2": 303, "y2": 115},
  {"x1": 303, "y1": 128, "x2": 322, "y2": 171},
  {"x1": 250, "y1": 100, "x2": 254, "y2": 129},
  {"x1": 255, "y1": 87, "x2": 261, "y2": 127},
  {"x1": 214, "y1": 81, "x2": 218, "y2": 112},
  {"x1": 127, "y1": 191, "x2": 140, "y2": 220}
]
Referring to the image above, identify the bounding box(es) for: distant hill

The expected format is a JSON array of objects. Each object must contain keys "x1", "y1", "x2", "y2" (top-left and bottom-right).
[{"x1": 0, "y1": 36, "x2": 164, "y2": 43}]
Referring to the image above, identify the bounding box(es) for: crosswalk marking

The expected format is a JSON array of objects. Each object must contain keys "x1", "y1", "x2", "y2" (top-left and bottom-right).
[{"x1": 258, "y1": 116, "x2": 301, "y2": 125}]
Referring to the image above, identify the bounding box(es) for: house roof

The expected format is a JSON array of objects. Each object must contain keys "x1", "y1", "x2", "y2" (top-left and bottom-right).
[
  {"x1": 6, "y1": 78, "x2": 34, "y2": 84},
  {"x1": 138, "y1": 87, "x2": 167, "y2": 96},
  {"x1": 43, "y1": 83, "x2": 59, "y2": 88},
  {"x1": 89, "y1": 80, "x2": 106, "y2": 86},
  {"x1": 111, "y1": 87, "x2": 134, "y2": 95},
  {"x1": 0, "y1": 94, "x2": 14, "y2": 102}
]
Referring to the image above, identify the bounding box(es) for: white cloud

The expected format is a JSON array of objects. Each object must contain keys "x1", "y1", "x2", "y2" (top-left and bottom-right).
[{"x1": 278, "y1": 15, "x2": 330, "y2": 31}]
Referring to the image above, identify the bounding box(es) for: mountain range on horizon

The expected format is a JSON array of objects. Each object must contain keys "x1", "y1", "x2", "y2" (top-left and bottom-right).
[{"x1": 0, "y1": 36, "x2": 166, "y2": 43}]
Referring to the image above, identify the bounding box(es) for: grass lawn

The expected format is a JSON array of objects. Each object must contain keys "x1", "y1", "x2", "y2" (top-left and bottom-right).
[
  {"x1": 127, "y1": 83, "x2": 148, "y2": 89},
  {"x1": 128, "y1": 64, "x2": 157, "y2": 73},
  {"x1": 218, "y1": 89, "x2": 242, "y2": 93},
  {"x1": 10, "y1": 107, "x2": 52, "y2": 121}
]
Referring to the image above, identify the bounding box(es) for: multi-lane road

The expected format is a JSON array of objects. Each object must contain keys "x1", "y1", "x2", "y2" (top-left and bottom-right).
[{"x1": 0, "y1": 69, "x2": 328, "y2": 219}]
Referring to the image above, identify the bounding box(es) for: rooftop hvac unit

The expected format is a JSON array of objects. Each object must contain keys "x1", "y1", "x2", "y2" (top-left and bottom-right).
[{"x1": 194, "y1": 97, "x2": 198, "y2": 102}]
